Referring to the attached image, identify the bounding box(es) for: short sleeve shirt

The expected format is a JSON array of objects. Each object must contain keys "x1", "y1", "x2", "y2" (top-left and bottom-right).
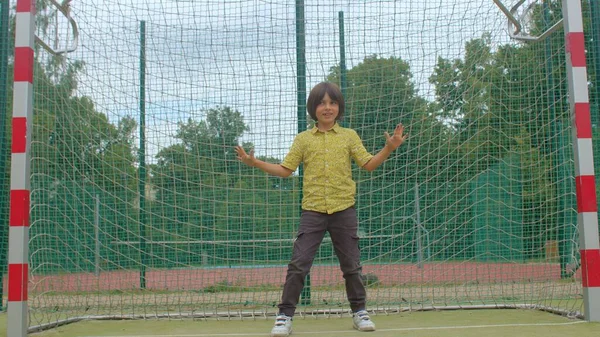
[{"x1": 281, "y1": 123, "x2": 373, "y2": 214}]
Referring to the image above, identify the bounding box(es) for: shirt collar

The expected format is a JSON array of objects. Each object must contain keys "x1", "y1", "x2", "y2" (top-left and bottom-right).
[{"x1": 311, "y1": 122, "x2": 341, "y2": 134}]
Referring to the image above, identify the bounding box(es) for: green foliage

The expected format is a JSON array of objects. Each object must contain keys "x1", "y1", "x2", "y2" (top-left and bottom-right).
[
  {"x1": 4, "y1": 4, "x2": 141, "y2": 272},
  {"x1": 327, "y1": 54, "x2": 471, "y2": 261},
  {"x1": 29, "y1": 56, "x2": 139, "y2": 272},
  {"x1": 150, "y1": 106, "x2": 299, "y2": 266},
  {"x1": 12, "y1": 0, "x2": 591, "y2": 272},
  {"x1": 426, "y1": 0, "x2": 583, "y2": 259}
]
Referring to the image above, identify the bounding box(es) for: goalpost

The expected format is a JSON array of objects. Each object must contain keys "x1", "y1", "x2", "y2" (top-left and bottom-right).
[
  {"x1": 492, "y1": 0, "x2": 600, "y2": 321},
  {"x1": 6, "y1": 0, "x2": 600, "y2": 336}
]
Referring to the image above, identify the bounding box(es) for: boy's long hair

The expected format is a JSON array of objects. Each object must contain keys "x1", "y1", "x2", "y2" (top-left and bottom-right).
[{"x1": 306, "y1": 82, "x2": 345, "y2": 121}]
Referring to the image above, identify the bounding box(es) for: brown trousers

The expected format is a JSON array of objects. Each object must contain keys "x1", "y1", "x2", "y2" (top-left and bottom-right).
[{"x1": 277, "y1": 207, "x2": 366, "y2": 316}]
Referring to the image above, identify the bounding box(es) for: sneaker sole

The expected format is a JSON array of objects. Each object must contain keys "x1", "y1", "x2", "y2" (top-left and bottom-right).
[
  {"x1": 353, "y1": 323, "x2": 376, "y2": 332},
  {"x1": 270, "y1": 328, "x2": 292, "y2": 337}
]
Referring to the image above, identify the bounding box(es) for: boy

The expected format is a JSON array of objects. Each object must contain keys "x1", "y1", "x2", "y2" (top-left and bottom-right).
[{"x1": 235, "y1": 82, "x2": 407, "y2": 336}]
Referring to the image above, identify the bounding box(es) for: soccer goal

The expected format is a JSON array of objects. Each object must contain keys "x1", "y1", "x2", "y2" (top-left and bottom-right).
[{"x1": 6, "y1": 0, "x2": 599, "y2": 336}]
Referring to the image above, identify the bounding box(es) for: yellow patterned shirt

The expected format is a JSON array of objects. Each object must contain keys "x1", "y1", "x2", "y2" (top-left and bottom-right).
[{"x1": 281, "y1": 123, "x2": 374, "y2": 214}]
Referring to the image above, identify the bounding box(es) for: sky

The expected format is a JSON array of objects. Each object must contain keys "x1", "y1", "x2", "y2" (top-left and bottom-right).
[{"x1": 35, "y1": 0, "x2": 521, "y2": 162}]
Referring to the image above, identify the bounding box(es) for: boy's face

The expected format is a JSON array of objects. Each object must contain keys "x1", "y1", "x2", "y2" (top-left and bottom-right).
[{"x1": 315, "y1": 93, "x2": 339, "y2": 127}]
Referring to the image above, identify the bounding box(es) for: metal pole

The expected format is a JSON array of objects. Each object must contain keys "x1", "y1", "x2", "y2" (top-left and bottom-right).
[
  {"x1": 8, "y1": 0, "x2": 35, "y2": 335},
  {"x1": 0, "y1": 0, "x2": 11, "y2": 311},
  {"x1": 296, "y1": 0, "x2": 310, "y2": 305},
  {"x1": 138, "y1": 20, "x2": 148, "y2": 289},
  {"x1": 415, "y1": 183, "x2": 423, "y2": 268},
  {"x1": 543, "y1": 1, "x2": 570, "y2": 279},
  {"x1": 94, "y1": 194, "x2": 100, "y2": 277},
  {"x1": 338, "y1": 11, "x2": 347, "y2": 101},
  {"x1": 562, "y1": 0, "x2": 600, "y2": 322},
  {"x1": 589, "y1": 0, "x2": 600, "y2": 207}
]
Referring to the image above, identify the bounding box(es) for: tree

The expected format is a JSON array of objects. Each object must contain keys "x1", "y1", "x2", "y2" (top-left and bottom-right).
[
  {"x1": 4, "y1": 0, "x2": 140, "y2": 272},
  {"x1": 326, "y1": 55, "x2": 465, "y2": 261},
  {"x1": 150, "y1": 106, "x2": 298, "y2": 266},
  {"x1": 428, "y1": 3, "x2": 577, "y2": 259}
]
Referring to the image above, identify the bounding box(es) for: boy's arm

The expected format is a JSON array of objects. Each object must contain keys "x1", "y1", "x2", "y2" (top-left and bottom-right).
[
  {"x1": 252, "y1": 159, "x2": 294, "y2": 178},
  {"x1": 362, "y1": 123, "x2": 407, "y2": 172},
  {"x1": 234, "y1": 146, "x2": 293, "y2": 178},
  {"x1": 363, "y1": 144, "x2": 394, "y2": 172}
]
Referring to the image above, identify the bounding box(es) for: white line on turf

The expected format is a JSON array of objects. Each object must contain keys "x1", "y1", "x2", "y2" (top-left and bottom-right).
[{"x1": 82, "y1": 320, "x2": 588, "y2": 337}]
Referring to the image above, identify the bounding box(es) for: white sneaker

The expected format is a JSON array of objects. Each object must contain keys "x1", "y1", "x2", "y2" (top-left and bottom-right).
[
  {"x1": 352, "y1": 310, "x2": 376, "y2": 331},
  {"x1": 270, "y1": 314, "x2": 293, "y2": 337}
]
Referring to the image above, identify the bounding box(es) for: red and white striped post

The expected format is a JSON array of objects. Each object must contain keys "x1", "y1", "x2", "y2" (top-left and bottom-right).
[
  {"x1": 563, "y1": 0, "x2": 600, "y2": 322},
  {"x1": 8, "y1": 0, "x2": 35, "y2": 336}
]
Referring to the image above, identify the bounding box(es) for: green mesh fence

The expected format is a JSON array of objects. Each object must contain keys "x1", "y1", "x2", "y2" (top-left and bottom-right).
[{"x1": 4, "y1": 0, "x2": 598, "y2": 329}]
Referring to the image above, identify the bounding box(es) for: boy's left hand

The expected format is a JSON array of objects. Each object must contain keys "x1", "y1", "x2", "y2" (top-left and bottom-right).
[{"x1": 385, "y1": 123, "x2": 408, "y2": 150}]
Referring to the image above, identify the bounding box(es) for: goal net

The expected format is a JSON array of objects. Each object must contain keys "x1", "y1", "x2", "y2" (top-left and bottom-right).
[{"x1": 10, "y1": 0, "x2": 595, "y2": 329}]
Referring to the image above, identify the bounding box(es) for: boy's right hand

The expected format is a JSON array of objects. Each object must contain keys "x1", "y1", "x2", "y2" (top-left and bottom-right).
[{"x1": 235, "y1": 146, "x2": 256, "y2": 167}]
